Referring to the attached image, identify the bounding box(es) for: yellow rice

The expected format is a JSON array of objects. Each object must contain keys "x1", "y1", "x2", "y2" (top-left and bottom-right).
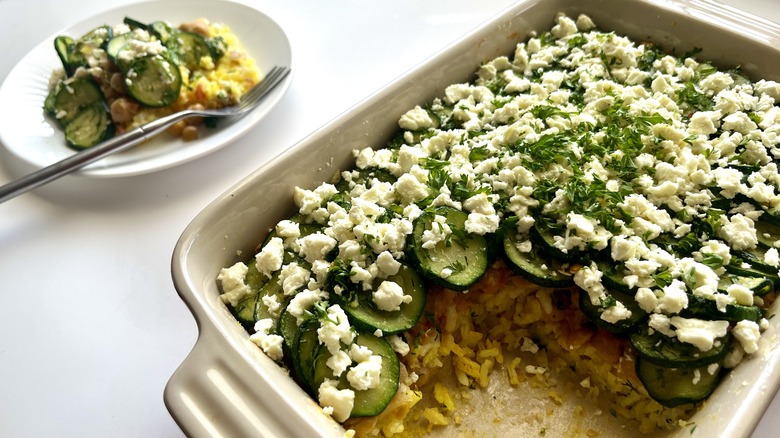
[{"x1": 344, "y1": 260, "x2": 722, "y2": 436}]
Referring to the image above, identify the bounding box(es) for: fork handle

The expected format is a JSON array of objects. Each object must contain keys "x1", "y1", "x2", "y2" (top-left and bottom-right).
[{"x1": 0, "y1": 111, "x2": 195, "y2": 203}]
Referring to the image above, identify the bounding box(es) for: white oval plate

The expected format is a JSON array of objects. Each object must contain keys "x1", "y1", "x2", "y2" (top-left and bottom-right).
[{"x1": 0, "y1": 0, "x2": 292, "y2": 178}]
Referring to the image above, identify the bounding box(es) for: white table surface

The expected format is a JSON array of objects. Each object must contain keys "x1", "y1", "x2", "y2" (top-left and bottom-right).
[{"x1": 1, "y1": 0, "x2": 778, "y2": 436}]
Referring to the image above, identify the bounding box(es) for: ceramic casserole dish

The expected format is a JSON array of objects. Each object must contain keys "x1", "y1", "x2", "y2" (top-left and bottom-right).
[{"x1": 166, "y1": 0, "x2": 780, "y2": 436}]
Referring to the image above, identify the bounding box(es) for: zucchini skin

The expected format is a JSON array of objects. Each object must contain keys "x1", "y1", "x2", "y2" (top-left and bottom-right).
[
  {"x1": 409, "y1": 206, "x2": 488, "y2": 291},
  {"x1": 335, "y1": 264, "x2": 426, "y2": 335},
  {"x1": 578, "y1": 288, "x2": 647, "y2": 334},
  {"x1": 635, "y1": 357, "x2": 722, "y2": 408},
  {"x1": 502, "y1": 227, "x2": 574, "y2": 288},
  {"x1": 292, "y1": 318, "x2": 321, "y2": 395},
  {"x1": 125, "y1": 55, "x2": 183, "y2": 108},
  {"x1": 630, "y1": 329, "x2": 731, "y2": 369},
  {"x1": 49, "y1": 78, "x2": 114, "y2": 150},
  {"x1": 63, "y1": 102, "x2": 114, "y2": 149},
  {"x1": 310, "y1": 333, "x2": 400, "y2": 418}
]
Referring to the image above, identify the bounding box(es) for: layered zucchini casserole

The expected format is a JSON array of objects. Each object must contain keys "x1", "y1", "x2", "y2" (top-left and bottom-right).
[
  {"x1": 45, "y1": 17, "x2": 260, "y2": 149},
  {"x1": 218, "y1": 13, "x2": 780, "y2": 436}
]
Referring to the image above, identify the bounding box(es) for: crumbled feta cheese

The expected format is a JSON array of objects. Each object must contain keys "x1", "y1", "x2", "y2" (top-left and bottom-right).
[
  {"x1": 727, "y1": 283, "x2": 754, "y2": 306},
  {"x1": 718, "y1": 214, "x2": 758, "y2": 250},
  {"x1": 318, "y1": 304, "x2": 355, "y2": 356},
  {"x1": 421, "y1": 215, "x2": 452, "y2": 250},
  {"x1": 525, "y1": 365, "x2": 546, "y2": 375},
  {"x1": 398, "y1": 105, "x2": 435, "y2": 131},
  {"x1": 287, "y1": 288, "x2": 326, "y2": 322},
  {"x1": 373, "y1": 280, "x2": 412, "y2": 312},
  {"x1": 318, "y1": 379, "x2": 354, "y2": 422},
  {"x1": 395, "y1": 173, "x2": 429, "y2": 204},
  {"x1": 326, "y1": 350, "x2": 351, "y2": 378},
  {"x1": 298, "y1": 233, "x2": 338, "y2": 264},
  {"x1": 520, "y1": 337, "x2": 540, "y2": 353},
  {"x1": 600, "y1": 301, "x2": 632, "y2": 324},
  {"x1": 573, "y1": 263, "x2": 607, "y2": 305},
  {"x1": 670, "y1": 316, "x2": 729, "y2": 352},
  {"x1": 656, "y1": 279, "x2": 689, "y2": 314},
  {"x1": 346, "y1": 353, "x2": 383, "y2": 391},
  {"x1": 731, "y1": 320, "x2": 761, "y2": 354},
  {"x1": 387, "y1": 335, "x2": 410, "y2": 356},
  {"x1": 255, "y1": 237, "x2": 285, "y2": 278},
  {"x1": 249, "y1": 319, "x2": 284, "y2": 361},
  {"x1": 217, "y1": 262, "x2": 251, "y2": 307},
  {"x1": 375, "y1": 251, "x2": 402, "y2": 276},
  {"x1": 278, "y1": 262, "x2": 311, "y2": 296},
  {"x1": 765, "y1": 248, "x2": 780, "y2": 267}
]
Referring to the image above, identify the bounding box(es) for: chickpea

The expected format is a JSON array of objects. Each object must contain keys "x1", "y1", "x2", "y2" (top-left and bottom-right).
[{"x1": 181, "y1": 125, "x2": 200, "y2": 141}]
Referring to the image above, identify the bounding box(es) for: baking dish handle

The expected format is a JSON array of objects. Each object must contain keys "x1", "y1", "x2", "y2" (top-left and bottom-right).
[{"x1": 164, "y1": 328, "x2": 342, "y2": 438}]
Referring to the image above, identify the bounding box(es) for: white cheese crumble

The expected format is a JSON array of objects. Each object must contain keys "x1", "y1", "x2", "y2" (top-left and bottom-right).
[
  {"x1": 217, "y1": 262, "x2": 250, "y2": 307},
  {"x1": 255, "y1": 237, "x2": 284, "y2": 278},
  {"x1": 318, "y1": 379, "x2": 354, "y2": 422},
  {"x1": 249, "y1": 319, "x2": 284, "y2": 361},
  {"x1": 372, "y1": 280, "x2": 412, "y2": 312},
  {"x1": 732, "y1": 320, "x2": 761, "y2": 354}
]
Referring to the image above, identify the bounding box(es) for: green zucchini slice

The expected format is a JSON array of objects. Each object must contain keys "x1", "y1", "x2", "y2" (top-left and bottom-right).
[
  {"x1": 410, "y1": 206, "x2": 488, "y2": 291},
  {"x1": 311, "y1": 333, "x2": 400, "y2": 418},
  {"x1": 636, "y1": 357, "x2": 722, "y2": 407},
  {"x1": 125, "y1": 55, "x2": 182, "y2": 107},
  {"x1": 336, "y1": 264, "x2": 426, "y2": 335}
]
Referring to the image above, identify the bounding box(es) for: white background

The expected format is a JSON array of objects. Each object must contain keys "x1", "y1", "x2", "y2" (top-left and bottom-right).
[{"x1": 0, "y1": 0, "x2": 778, "y2": 436}]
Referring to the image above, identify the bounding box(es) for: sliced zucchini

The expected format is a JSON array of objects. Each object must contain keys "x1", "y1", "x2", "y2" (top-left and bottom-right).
[
  {"x1": 277, "y1": 306, "x2": 300, "y2": 352},
  {"x1": 502, "y1": 227, "x2": 573, "y2": 288},
  {"x1": 52, "y1": 78, "x2": 104, "y2": 125},
  {"x1": 630, "y1": 328, "x2": 731, "y2": 368},
  {"x1": 54, "y1": 36, "x2": 83, "y2": 76},
  {"x1": 756, "y1": 220, "x2": 780, "y2": 249},
  {"x1": 78, "y1": 25, "x2": 112, "y2": 50},
  {"x1": 311, "y1": 332, "x2": 400, "y2": 418},
  {"x1": 578, "y1": 288, "x2": 647, "y2": 334},
  {"x1": 277, "y1": 305, "x2": 311, "y2": 385},
  {"x1": 125, "y1": 55, "x2": 182, "y2": 107},
  {"x1": 731, "y1": 248, "x2": 779, "y2": 276},
  {"x1": 229, "y1": 259, "x2": 268, "y2": 326},
  {"x1": 636, "y1": 357, "x2": 722, "y2": 407},
  {"x1": 530, "y1": 220, "x2": 582, "y2": 262},
  {"x1": 682, "y1": 294, "x2": 763, "y2": 322},
  {"x1": 336, "y1": 264, "x2": 426, "y2": 335},
  {"x1": 293, "y1": 318, "x2": 322, "y2": 393},
  {"x1": 596, "y1": 260, "x2": 632, "y2": 294},
  {"x1": 409, "y1": 206, "x2": 488, "y2": 291},
  {"x1": 725, "y1": 260, "x2": 780, "y2": 286},
  {"x1": 760, "y1": 206, "x2": 780, "y2": 227},
  {"x1": 150, "y1": 21, "x2": 177, "y2": 44},
  {"x1": 717, "y1": 274, "x2": 773, "y2": 298},
  {"x1": 106, "y1": 33, "x2": 134, "y2": 64},
  {"x1": 252, "y1": 270, "x2": 286, "y2": 322},
  {"x1": 232, "y1": 250, "x2": 299, "y2": 326},
  {"x1": 166, "y1": 31, "x2": 213, "y2": 70},
  {"x1": 43, "y1": 87, "x2": 58, "y2": 116},
  {"x1": 63, "y1": 102, "x2": 114, "y2": 149}
]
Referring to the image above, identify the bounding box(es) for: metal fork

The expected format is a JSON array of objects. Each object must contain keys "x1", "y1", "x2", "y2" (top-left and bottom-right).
[{"x1": 0, "y1": 65, "x2": 291, "y2": 204}]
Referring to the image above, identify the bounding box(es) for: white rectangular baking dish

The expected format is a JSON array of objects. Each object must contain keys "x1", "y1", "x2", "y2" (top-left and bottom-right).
[{"x1": 165, "y1": 0, "x2": 780, "y2": 436}]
